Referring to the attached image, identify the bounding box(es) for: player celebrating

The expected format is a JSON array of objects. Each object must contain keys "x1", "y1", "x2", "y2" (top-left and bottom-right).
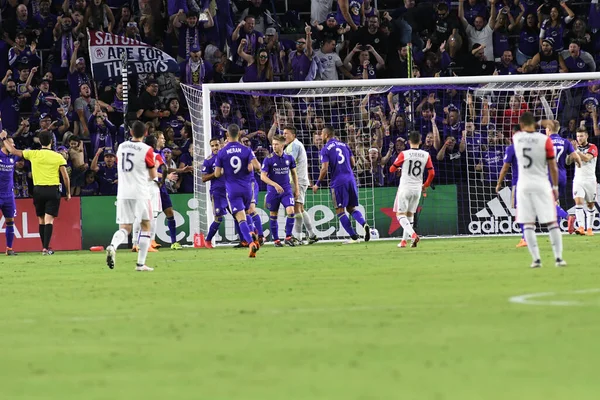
[
  {"x1": 390, "y1": 131, "x2": 435, "y2": 248},
  {"x1": 202, "y1": 137, "x2": 226, "y2": 249},
  {"x1": 241, "y1": 137, "x2": 264, "y2": 245},
  {"x1": 261, "y1": 135, "x2": 300, "y2": 247},
  {"x1": 312, "y1": 126, "x2": 370, "y2": 244},
  {"x1": 105, "y1": 121, "x2": 157, "y2": 272},
  {"x1": 0, "y1": 134, "x2": 17, "y2": 255},
  {"x1": 283, "y1": 126, "x2": 318, "y2": 245},
  {"x1": 570, "y1": 127, "x2": 598, "y2": 235},
  {"x1": 215, "y1": 124, "x2": 262, "y2": 257},
  {"x1": 513, "y1": 112, "x2": 565, "y2": 268}
]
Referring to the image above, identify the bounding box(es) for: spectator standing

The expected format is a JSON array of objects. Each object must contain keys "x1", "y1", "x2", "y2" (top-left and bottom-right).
[
  {"x1": 13, "y1": 156, "x2": 32, "y2": 198},
  {"x1": 463, "y1": 0, "x2": 488, "y2": 26},
  {"x1": 8, "y1": 32, "x2": 41, "y2": 72},
  {"x1": 539, "y1": 2, "x2": 575, "y2": 52},
  {"x1": 238, "y1": 40, "x2": 274, "y2": 82},
  {"x1": 160, "y1": 98, "x2": 190, "y2": 141},
  {"x1": 239, "y1": 0, "x2": 274, "y2": 34},
  {"x1": 173, "y1": 9, "x2": 215, "y2": 62},
  {"x1": 4, "y1": 4, "x2": 40, "y2": 44},
  {"x1": 312, "y1": 12, "x2": 347, "y2": 48},
  {"x1": 179, "y1": 45, "x2": 212, "y2": 85},
  {"x1": 350, "y1": 15, "x2": 388, "y2": 58},
  {"x1": 495, "y1": 49, "x2": 519, "y2": 75},
  {"x1": 0, "y1": 130, "x2": 70, "y2": 255},
  {"x1": 516, "y1": 12, "x2": 540, "y2": 66},
  {"x1": 561, "y1": 40, "x2": 596, "y2": 73},
  {"x1": 88, "y1": 107, "x2": 116, "y2": 154},
  {"x1": 336, "y1": 0, "x2": 364, "y2": 32},
  {"x1": 91, "y1": 147, "x2": 118, "y2": 196},
  {"x1": 288, "y1": 24, "x2": 313, "y2": 81},
  {"x1": 137, "y1": 79, "x2": 169, "y2": 124},
  {"x1": 314, "y1": 38, "x2": 351, "y2": 80},
  {"x1": 35, "y1": 0, "x2": 58, "y2": 50},
  {"x1": 67, "y1": 42, "x2": 93, "y2": 101},
  {"x1": 231, "y1": 16, "x2": 264, "y2": 72},
  {"x1": 459, "y1": 0, "x2": 497, "y2": 61},
  {"x1": 344, "y1": 44, "x2": 385, "y2": 79},
  {"x1": 522, "y1": 37, "x2": 568, "y2": 73},
  {"x1": 0, "y1": 71, "x2": 21, "y2": 134},
  {"x1": 52, "y1": 12, "x2": 77, "y2": 71},
  {"x1": 82, "y1": 0, "x2": 116, "y2": 33},
  {"x1": 74, "y1": 83, "x2": 97, "y2": 138}
]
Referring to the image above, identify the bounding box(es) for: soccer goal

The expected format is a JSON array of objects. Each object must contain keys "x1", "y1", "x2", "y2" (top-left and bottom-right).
[{"x1": 181, "y1": 72, "x2": 600, "y2": 242}]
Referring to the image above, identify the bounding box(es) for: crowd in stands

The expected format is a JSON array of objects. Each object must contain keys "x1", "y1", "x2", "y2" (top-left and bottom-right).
[{"x1": 1, "y1": 0, "x2": 599, "y2": 199}]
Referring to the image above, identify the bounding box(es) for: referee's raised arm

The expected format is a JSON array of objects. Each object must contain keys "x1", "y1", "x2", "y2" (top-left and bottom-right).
[{"x1": 0, "y1": 130, "x2": 71, "y2": 255}]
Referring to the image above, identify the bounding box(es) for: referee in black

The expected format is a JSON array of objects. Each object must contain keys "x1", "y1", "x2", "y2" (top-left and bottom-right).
[{"x1": 0, "y1": 130, "x2": 71, "y2": 254}]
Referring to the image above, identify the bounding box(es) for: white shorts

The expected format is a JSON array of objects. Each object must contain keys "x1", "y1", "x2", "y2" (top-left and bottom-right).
[
  {"x1": 116, "y1": 199, "x2": 152, "y2": 225},
  {"x1": 393, "y1": 189, "x2": 420, "y2": 214},
  {"x1": 516, "y1": 190, "x2": 556, "y2": 224},
  {"x1": 296, "y1": 184, "x2": 308, "y2": 204},
  {"x1": 150, "y1": 186, "x2": 162, "y2": 217},
  {"x1": 573, "y1": 180, "x2": 597, "y2": 203}
]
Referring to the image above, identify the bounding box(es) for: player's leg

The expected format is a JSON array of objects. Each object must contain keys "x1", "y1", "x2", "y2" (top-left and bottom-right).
[
  {"x1": 206, "y1": 193, "x2": 228, "y2": 248},
  {"x1": 246, "y1": 203, "x2": 257, "y2": 235},
  {"x1": 136, "y1": 216, "x2": 154, "y2": 272},
  {"x1": 536, "y1": 192, "x2": 565, "y2": 266},
  {"x1": 293, "y1": 202, "x2": 305, "y2": 242},
  {"x1": 106, "y1": 199, "x2": 136, "y2": 268},
  {"x1": 150, "y1": 189, "x2": 163, "y2": 249},
  {"x1": 147, "y1": 214, "x2": 159, "y2": 252},
  {"x1": 2, "y1": 199, "x2": 17, "y2": 255},
  {"x1": 586, "y1": 200, "x2": 596, "y2": 236},
  {"x1": 346, "y1": 182, "x2": 370, "y2": 242},
  {"x1": 239, "y1": 194, "x2": 259, "y2": 257},
  {"x1": 517, "y1": 193, "x2": 541, "y2": 267},
  {"x1": 512, "y1": 187, "x2": 527, "y2": 248},
  {"x1": 131, "y1": 216, "x2": 141, "y2": 252},
  {"x1": 573, "y1": 183, "x2": 587, "y2": 235},
  {"x1": 248, "y1": 202, "x2": 264, "y2": 243},
  {"x1": 282, "y1": 193, "x2": 296, "y2": 246},
  {"x1": 266, "y1": 192, "x2": 281, "y2": 246},
  {"x1": 407, "y1": 193, "x2": 421, "y2": 247},
  {"x1": 161, "y1": 189, "x2": 180, "y2": 249}
]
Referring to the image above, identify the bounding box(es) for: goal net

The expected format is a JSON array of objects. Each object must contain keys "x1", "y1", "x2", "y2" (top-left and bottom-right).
[{"x1": 181, "y1": 73, "x2": 599, "y2": 243}]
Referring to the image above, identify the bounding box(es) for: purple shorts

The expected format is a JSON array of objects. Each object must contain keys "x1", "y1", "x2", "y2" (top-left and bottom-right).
[
  {"x1": 227, "y1": 190, "x2": 252, "y2": 214},
  {"x1": 330, "y1": 181, "x2": 359, "y2": 209},
  {"x1": 160, "y1": 186, "x2": 173, "y2": 210},
  {"x1": 211, "y1": 192, "x2": 228, "y2": 217},
  {"x1": 265, "y1": 190, "x2": 294, "y2": 212},
  {"x1": 0, "y1": 195, "x2": 16, "y2": 218},
  {"x1": 251, "y1": 180, "x2": 259, "y2": 204}
]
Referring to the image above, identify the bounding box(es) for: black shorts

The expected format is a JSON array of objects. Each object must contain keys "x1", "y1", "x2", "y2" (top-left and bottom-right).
[{"x1": 33, "y1": 185, "x2": 61, "y2": 217}]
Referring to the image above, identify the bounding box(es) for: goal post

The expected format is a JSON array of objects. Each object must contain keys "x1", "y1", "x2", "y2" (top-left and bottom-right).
[{"x1": 182, "y1": 72, "x2": 600, "y2": 242}]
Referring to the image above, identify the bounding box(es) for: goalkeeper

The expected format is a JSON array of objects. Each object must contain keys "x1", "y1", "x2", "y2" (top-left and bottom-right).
[{"x1": 282, "y1": 126, "x2": 319, "y2": 244}]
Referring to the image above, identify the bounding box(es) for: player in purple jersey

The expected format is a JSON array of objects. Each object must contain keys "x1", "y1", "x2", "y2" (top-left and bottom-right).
[
  {"x1": 497, "y1": 144, "x2": 527, "y2": 248},
  {"x1": 242, "y1": 137, "x2": 264, "y2": 245},
  {"x1": 215, "y1": 124, "x2": 262, "y2": 257},
  {"x1": 313, "y1": 126, "x2": 370, "y2": 244},
  {"x1": 542, "y1": 120, "x2": 582, "y2": 229},
  {"x1": 202, "y1": 138, "x2": 227, "y2": 249},
  {"x1": 261, "y1": 135, "x2": 299, "y2": 247},
  {"x1": 0, "y1": 134, "x2": 17, "y2": 255}
]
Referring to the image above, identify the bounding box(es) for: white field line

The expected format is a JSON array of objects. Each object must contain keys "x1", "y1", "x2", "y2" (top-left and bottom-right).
[{"x1": 509, "y1": 288, "x2": 600, "y2": 307}]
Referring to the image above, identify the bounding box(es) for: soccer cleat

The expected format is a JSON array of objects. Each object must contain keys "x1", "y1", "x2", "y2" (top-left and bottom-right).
[
  {"x1": 410, "y1": 233, "x2": 420, "y2": 248},
  {"x1": 555, "y1": 258, "x2": 567, "y2": 267},
  {"x1": 516, "y1": 238, "x2": 528, "y2": 248},
  {"x1": 530, "y1": 259, "x2": 542, "y2": 268},
  {"x1": 148, "y1": 246, "x2": 159, "y2": 252},
  {"x1": 171, "y1": 242, "x2": 183, "y2": 250},
  {"x1": 342, "y1": 238, "x2": 360, "y2": 244},
  {"x1": 364, "y1": 224, "x2": 371, "y2": 242},
  {"x1": 5, "y1": 248, "x2": 17, "y2": 256},
  {"x1": 273, "y1": 240, "x2": 283, "y2": 247},
  {"x1": 42, "y1": 248, "x2": 54, "y2": 256},
  {"x1": 308, "y1": 235, "x2": 319, "y2": 245},
  {"x1": 151, "y1": 240, "x2": 161, "y2": 249},
  {"x1": 248, "y1": 242, "x2": 259, "y2": 258},
  {"x1": 258, "y1": 236, "x2": 265, "y2": 246},
  {"x1": 106, "y1": 245, "x2": 116, "y2": 269},
  {"x1": 233, "y1": 241, "x2": 246, "y2": 248},
  {"x1": 576, "y1": 227, "x2": 585, "y2": 236},
  {"x1": 397, "y1": 240, "x2": 407, "y2": 248},
  {"x1": 284, "y1": 236, "x2": 295, "y2": 247},
  {"x1": 251, "y1": 232, "x2": 261, "y2": 249},
  {"x1": 135, "y1": 265, "x2": 154, "y2": 272},
  {"x1": 204, "y1": 241, "x2": 214, "y2": 249},
  {"x1": 567, "y1": 215, "x2": 576, "y2": 234},
  {"x1": 586, "y1": 228, "x2": 594, "y2": 236},
  {"x1": 131, "y1": 245, "x2": 139, "y2": 253},
  {"x1": 292, "y1": 237, "x2": 304, "y2": 246}
]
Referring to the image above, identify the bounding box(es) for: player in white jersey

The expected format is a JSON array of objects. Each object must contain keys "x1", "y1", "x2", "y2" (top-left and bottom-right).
[
  {"x1": 105, "y1": 121, "x2": 157, "y2": 272},
  {"x1": 390, "y1": 131, "x2": 435, "y2": 248},
  {"x1": 283, "y1": 126, "x2": 319, "y2": 245},
  {"x1": 571, "y1": 127, "x2": 598, "y2": 236},
  {"x1": 512, "y1": 112, "x2": 565, "y2": 268}
]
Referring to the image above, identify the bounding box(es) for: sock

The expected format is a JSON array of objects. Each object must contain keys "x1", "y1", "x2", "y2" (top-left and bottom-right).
[
  {"x1": 110, "y1": 228, "x2": 128, "y2": 249},
  {"x1": 351, "y1": 209, "x2": 366, "y2": 226},
  {"x1": 556, "y1": 205, "x2": 568, "y2": 221},
  {"x1": 398, "y1": 215, "x2": 415, "y2": 237},
  {"x1": 269, "y1": 215, "x2": 279, "y2": 241},
  {"x1": 234, "y1": 219, "x2": 240, "y2": 240},
  {"x1": 285, "y1": 214, "x2": 295, "y2": 237},
  {"x1": 137, "y1": 231, "x2": 151, "y2": 266},
  {"x1": 246, "y1": 214, "x2": 255, "y2": 233},
  {"x1": 150, "y1": 218, "x2": 158, "y2": 242},
  {"x1": 547, "y1": 222, "x2": 563, "y2": 260},
  {"x1": 523, "y1": 225, "x2": 540, "y2": 262},
  {"x1": 132, "y1": 220, "x2": 140, "y2": 245},
  {"x1": 294, "y1": 213, "x2": 303, "y2": 239},
  {"x1": 206, "y1": 217, "x2": 222, "y2": 241},
  {"x1": 402, "y1": 216, "x2": 414, "y2": 241},
  {"x1": 519, "y1": 223, "x2": 525, "y2": 239},
  {"x1": 302, "y1": 211, "x2": 315, "y2": 237},
  {"x1": 250, "y1": 212, "x2": 264, "y2": 236},
  {"x1": 43, "y1": 224, "x2": 53, "y2": 250},
  {"x1": 575, "y1": 206, "x2": 585, "y2": 229},
  {"x1": 238, "y1": 220, "x2": 253, "y2": 243},
  {"x1": 167, "y1": 216, "x2": 177, "y2": 244},
  {"x1": 39, "y1": 224, "x2": 46, "y2": 247},
  {"x1": 586, "y1": 206, "x2": 595, "y2": 230},
  {"x1": 6, "y1": 220, "x2": 14, "y2": 248},
  {"x1": 338, "y1": 212, "x2": 356, "y2": 237}
]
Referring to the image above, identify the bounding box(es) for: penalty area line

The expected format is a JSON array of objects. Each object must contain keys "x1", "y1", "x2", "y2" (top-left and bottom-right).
[{"x1": 509, "y1": 288, "x2": 600, "y2": 307}]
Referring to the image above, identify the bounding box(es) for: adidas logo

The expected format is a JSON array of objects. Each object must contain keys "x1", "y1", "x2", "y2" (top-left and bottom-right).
[{"x1": 469, "y1": 187, "x2": 521, "y2": 234}]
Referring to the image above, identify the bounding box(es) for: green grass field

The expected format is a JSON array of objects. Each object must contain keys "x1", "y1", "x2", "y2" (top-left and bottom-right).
[{"x1": 2, "y1": 236, "x2": 600, "y2": 400}]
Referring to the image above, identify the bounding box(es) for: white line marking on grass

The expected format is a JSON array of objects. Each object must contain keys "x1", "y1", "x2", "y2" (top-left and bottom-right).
[{"x1": 509, "y1": 288, "x2": 600, "y2": 307}]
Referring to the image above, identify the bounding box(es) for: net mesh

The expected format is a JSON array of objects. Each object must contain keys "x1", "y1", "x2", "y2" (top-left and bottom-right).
[{"x1": 182, "y1": 78, "x2": 599, "y2": 241}]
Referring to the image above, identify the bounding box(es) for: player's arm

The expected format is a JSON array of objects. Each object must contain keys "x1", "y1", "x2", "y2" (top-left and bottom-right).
[
  {"x1": 577, "y1": 150, "x2": 594, "y2": 162},
  {"x1": 338, "y1": 0, "x2": 358, "y2": 31},
  {"x1": 214, "y1": 166, "x2": 223, "y2": 178},
  {"x1": 59, "y1": 165, "x2": 71, "y2": 200},
  {"x1": 389, "y1": 152, "x2": 404, "y2": 173},
  {"x1": 422, "y1": 155, "x2": 435, "y2": 193},
  {"x1": 567, "y1": 151, "x2": 582, "y2": 167},
  {"x1": 495, "y1": 162, "x2": 511, "y2": 193},
  {"x1": 260, "y1": 168, "x2": 283, "y2": 194},
  {"x1": 350, "y1": 155, "x2": 356, "y2": 168},
  {"x1": 546, "y1": 137, "x2": 559, "y2": 198},
  {"x1": 0, "y1": 131, "x2": 23, "y2": 157},
  {"x1": 313, "y1": 161, "x2": 328, "y2": 193},
  {"x1": 144, "y1": 148, "x2": 157, "y2": 181},
  {"x1": 290, "y1": 167, "x2": 299, "y2": 198},
  {"x1": 250, "y1": 158, "x2": 261, "y2": 172}
]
